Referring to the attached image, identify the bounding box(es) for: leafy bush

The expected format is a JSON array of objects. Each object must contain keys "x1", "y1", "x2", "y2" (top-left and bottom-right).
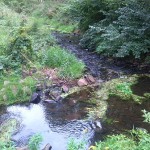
[
  {"x1": 79, "y1": 0, "x2": 150, "y2": 60},
  {"x1": 68, "y1": 0, "x2": 107, "y2": 32},
  {"x1": 6, "y1": 27, "x2": 33, "y2": 64},
  {"x1": 95, "y1": 134, "x2": 136, "y2": 150},
  {"x1": 43, "y1": 46, "x2": 85, "y2": 78},
  {"x1": 97, "y1": 0, "x2": 150, "y2": 59}
]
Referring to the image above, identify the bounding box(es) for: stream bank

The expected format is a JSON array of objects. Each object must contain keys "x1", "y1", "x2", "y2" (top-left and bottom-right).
[{"x1": 0, "y1": 32, "x2": 150, "y2": 150}]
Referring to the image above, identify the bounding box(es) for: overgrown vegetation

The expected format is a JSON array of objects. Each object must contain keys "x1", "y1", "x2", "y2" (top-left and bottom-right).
[
  {"x1": 68, "y1": 0, "x2": 150, "y2": 62},
  {"x1": 67, "y1": 138, "x2": 86, "y2": 150},
  {"x1": 97, "y1": 74, "x2": 150, "y2": 104},
  {"x1": 28, "y1": 134, "x2": 43, "y2": 150},
  {"x1": 92, "y1": 110, "x2": 150, "y2": 150},
  {"x1": 0, "y1": 74, "x2": 36, "y2": 105},
  {"x1": 43, "y1": 46, "x2": 85, "y2": 78},
  {"x1": 0, "y1": 0, "x2": 84, "y2": 105}
]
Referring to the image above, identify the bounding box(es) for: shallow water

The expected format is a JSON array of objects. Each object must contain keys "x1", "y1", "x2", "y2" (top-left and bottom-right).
[{"x1": 0, "y1": 103, "x2": 94, "y2": 149}]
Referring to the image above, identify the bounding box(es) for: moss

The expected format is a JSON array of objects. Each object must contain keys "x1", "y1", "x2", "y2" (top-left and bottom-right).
[
  {"x1": 96, "y1": 74, "x2": 150, "y2": 104},
  {"x1": 0, "y1": 118, "x2": 19, "y2": 142},
  {"x1": 0, "y1": 75, "x2": 36, "y2": 106}
]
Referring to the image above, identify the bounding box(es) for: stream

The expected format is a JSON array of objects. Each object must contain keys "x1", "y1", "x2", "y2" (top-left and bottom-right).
[{"x1": 0, "y1": 33, "x2": 150, "y2": 150}]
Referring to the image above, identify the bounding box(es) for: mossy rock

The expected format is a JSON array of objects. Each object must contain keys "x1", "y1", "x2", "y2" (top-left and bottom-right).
[
  {"x1": 0, "y1": 118, "x2": 19, "y2": 143},
  {"x1": 96, "y1": 74, "x2": 150, "y2": 104}
]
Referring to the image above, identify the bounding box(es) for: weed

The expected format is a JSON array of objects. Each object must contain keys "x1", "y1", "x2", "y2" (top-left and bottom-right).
[
  {"x1": 67, "y1": 138, "x2": 86, "y2": 150},
  {"x1": 0, "y1": 75, "x2": 36, "y2": 105},
  {"x1": 116, "y1": 82, "x2": 132, "y2": 95},
  {"x1": 28, "y1": 134, "x2": 43, "y2": 150},
  {"x1": 142, "y1": 110, "x2": 150, "y2": 123},
  {"x1": 95, "y1": 134, "x2": 136, "y2": 150},
  {"x1": 0, "y1": 141, "x2": 15, "y2": 150},
  {"x1": 43, "y1": 46, "x2": 85, "y2": 78}
]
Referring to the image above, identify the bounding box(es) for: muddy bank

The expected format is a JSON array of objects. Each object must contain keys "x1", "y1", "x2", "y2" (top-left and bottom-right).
[{"x1": 53, "y1": 32, "x2": 150, "y2": 80}]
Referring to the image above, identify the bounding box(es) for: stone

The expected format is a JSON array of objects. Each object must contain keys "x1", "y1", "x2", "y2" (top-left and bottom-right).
[
  {"x1": 30, "y1": 92, "x2": 41, "y2": 104},
  {"x1": 90, "y1": 120, "x2": 102, "y2": 133},
  {"x1": 77, "y1": 78, "x2": 88, "y2": 86},
  {"x1": 44, "y1": 99, "x2": 57, "y2": 104},
  {"x1": 62, "y1": 85, "x2": 69, "y2": 93},
  {"x1": 85, "y1": 75, "x2": 95, "y2": 83},
  {"x1": 42, "y1": 143, "x2": 52, "y2": 150}
]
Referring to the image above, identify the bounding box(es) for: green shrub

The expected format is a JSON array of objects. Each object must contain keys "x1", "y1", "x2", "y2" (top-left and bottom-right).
[
  {"x1": 67, "y1": 138, "x2": 86, "y2": 150},
  {"x1": 95, "y1": 129, "x2": 150, "y2": 150},
  {"x1": 43, "y1": 46, "x2": 85, "y2": 78},
  {"x1": 95, "y1": 134, "x2": 136, "y2": 150},
  {"x1": 142, "y1": 110, "x2": 150, "y2": 123},
  {"x1": 0, "y1": 75, "x2": 36, "y2": 105},
  {"x1": 68, "y1": 0, "x2": 107, "y2": 32},
  {"x1": 80, "y1": 0, "x2": 150, "y2": 60},
  {"x1": 6, "y1": 27, "x2": 33, "y2": 65}
]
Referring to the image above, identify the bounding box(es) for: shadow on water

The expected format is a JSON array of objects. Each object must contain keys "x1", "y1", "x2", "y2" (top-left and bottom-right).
[
  {"x1": 104, "y1": 97, "x2": 150, "y2": 134},
  {"x1": 131, "y1": 76, "x2": 150, "y2": 96},
  {"x1": 52, "y1": 32, "x2": 150, "y2": 81}
]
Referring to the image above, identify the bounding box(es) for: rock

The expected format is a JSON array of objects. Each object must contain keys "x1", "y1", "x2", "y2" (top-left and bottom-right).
[
  {"x1": 55, "y1": 95, "x2": 63, "y2": 102},
  {"x1": 42, "y1": 143, "x2": 52, "y2": 150},
  {"x1": 36, "y1": 84, "x2": 43, "y2": 91},
  {"x1": 61, "y1": 85, "x2": 69, "y2": 93},
  {"x1": 77, "y1": 78, "x2": 88, "y2": 86},
  {"x1": 30, "y1": 92, "x2": 41, "y2": 104},
  {"x1": 16, "y1": 146, "x2": 29, "y2": 150},
  {"x1": 85, "y1": 75, "x2": 95, "y2": 83},
  {"x1": 90, "y1": 120, "x2": 102, "y2": 133},
  {"x1": 44, "y1": 99, "x2": 57, "y2": 104}
]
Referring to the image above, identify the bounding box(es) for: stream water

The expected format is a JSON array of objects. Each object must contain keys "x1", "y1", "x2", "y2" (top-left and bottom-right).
[
  {"x1": 0, "y1": 102, "x2": 94, "y2": 149},
  {"x1": 0, "y1": 33, "x2": 150, "y2": 150}
]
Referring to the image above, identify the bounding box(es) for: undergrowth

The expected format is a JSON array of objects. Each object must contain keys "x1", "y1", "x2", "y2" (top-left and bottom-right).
[
  {"x1": 0, "y1": 74, "x2": 36, "y2": 105},
  {"x1": 43, "y1": 46, "x2": 85, "y2": 78}
]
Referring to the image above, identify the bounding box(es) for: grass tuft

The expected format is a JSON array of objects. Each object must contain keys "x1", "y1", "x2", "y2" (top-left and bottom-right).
[{"x1": 43, "y1": 46, "x2": 85, "y2": 78}]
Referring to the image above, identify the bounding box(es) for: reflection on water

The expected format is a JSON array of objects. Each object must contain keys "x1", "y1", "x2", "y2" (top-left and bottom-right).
[{"x1": 1, "y1": 103, "x2": 94, "y2": 150}]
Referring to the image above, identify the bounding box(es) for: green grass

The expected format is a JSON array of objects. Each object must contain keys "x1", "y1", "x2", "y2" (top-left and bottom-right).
[
  {"x1": 94, "y1": 130, "x2": 150, "y2": 150},
  {"x1": 0, "y1": 74, "x2": 36, "y2": 105},
  {"x1": 43, "y1": 46, "x2": 85, "y2": 78},
  {"x1": 95, "y1": 134, "x2": 136, "y2": 150},
  {"x1": 67, "y1": 138, "x2": 86, "y2": 150},
  {"x1": 28, "y1": 134, "x2": 43, "y2": 150},
  {"x1": 116, "y1": 82, "x2": 133, "y2": 95}
]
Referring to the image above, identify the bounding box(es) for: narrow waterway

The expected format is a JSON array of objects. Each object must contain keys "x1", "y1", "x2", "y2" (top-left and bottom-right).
[
  {"x1": 0, "y1": 33, "x2": 150, "y2": 150},
  {"x1": 53, "y1": 32, "x2": 150, "y2": 80}
]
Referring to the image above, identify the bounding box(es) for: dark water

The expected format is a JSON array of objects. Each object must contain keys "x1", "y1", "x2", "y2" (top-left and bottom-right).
[
  {"x1": 52, "y1": 32, "x2": 150, "y2": 81},
  {"x1": 105, "y1": 97, "x2": 150, "y2": 134},
  {"x1": 131, "y1": 76, "x2": 150, "y2": 96}
]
